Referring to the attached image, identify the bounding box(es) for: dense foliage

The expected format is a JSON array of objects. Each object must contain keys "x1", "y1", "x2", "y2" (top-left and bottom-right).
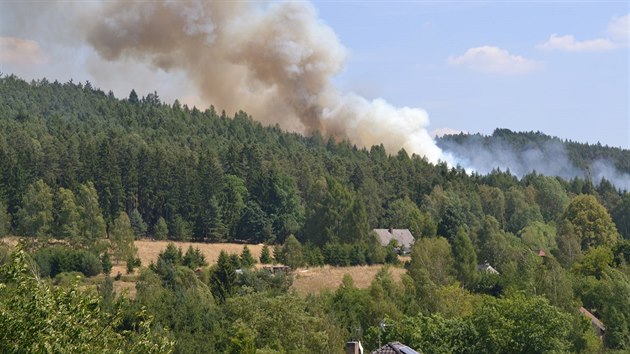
[{"x1": 1, "y1": 75, "x2": 630, "y2": 352}]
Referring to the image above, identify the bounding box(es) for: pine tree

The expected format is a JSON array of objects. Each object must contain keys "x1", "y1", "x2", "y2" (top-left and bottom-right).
[
  {"x1": 183, "y1": 246, "x2": 207, "y2": 269},
  {"x1": 171, "y1": 215, "x2": 192, "y2": 241},
  {"x1": 210, "y1": 250, "x2": 236, "y2": 302},
  {"x1": 260, "y1": 244, "x2": 272, "y2": 264},
  {"x1": 129, "y1": 208, "x2": 147, "y2": 239},
  {"x1": 153, "y1": 217, "x2": 169, "y2": 240},
  {"x1": 128, "y1": 89, "x2": 139, "y2": 104},
  {"x1": 240, "y1": 245, "x2": 256, "y2": 269}
]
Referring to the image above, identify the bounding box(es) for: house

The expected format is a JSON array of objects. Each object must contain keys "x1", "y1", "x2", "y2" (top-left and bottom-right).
[
  {"x1": 477, "y1": 262, "x2": 500, "y2": 274},
  {"x1": 262, "y1": 265, "x2": 291, "y2": 275},
  {"x1": 346, "y1": 341, "x2": 364, "y2": 354},
  {"x1": 579, "y1": 307, "x2": 605, "y2": 339},
  {"x1": 370, "y1": 341, "x2": 420, "y2": 354},
  {"x1": 373, "y1": 228, "x2": 415, "y2": 254}
]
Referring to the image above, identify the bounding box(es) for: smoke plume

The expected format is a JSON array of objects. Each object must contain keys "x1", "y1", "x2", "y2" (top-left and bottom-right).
[
  {"x1": 72, "y1": 0, "x2": 447, "y2": 163},
  {"x1": 438, "y1": 134, "x2": 630, "y2": 191}
]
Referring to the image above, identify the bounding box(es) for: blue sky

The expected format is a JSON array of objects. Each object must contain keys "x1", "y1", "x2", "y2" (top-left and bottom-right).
[
  {"x1": 1, "y1": 1, "x2": 628, "y2": 149},
  {"x1": 312, "y1": 1, "x2": 629, "y2": 148}
]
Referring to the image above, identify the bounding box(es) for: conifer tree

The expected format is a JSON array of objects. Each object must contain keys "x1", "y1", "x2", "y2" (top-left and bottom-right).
[
  {"x1": 240, "y1": 245, "x2": 256, "y2": 269},
  {"x1": 153, "y1": 217, "x2": 169, "y2": 240},
  {"x1": 259, "y1": 244, "x2": 272, "y2": 264},
  {"x1": 210, "y1": 250, "x2": 236, "y2": 302},
  {"x1": 129, "y1": 208, "x2": 147, "y2": 239}
]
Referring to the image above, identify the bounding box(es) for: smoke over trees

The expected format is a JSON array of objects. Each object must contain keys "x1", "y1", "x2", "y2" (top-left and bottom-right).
[{"x1": 1, "y1": 0, "x2": 448, "y2": 163}]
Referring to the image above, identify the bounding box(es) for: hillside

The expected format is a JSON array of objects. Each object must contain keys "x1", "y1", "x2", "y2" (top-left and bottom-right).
[
  {"x1": 2, "y1": 75, "x2": 630, "y2": 352},
  {"x1": 437, "y1": 129, "x2": 630, "y2": 189}
]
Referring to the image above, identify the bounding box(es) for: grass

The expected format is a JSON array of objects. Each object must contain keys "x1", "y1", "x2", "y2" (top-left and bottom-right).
[
  {"x1": 133, "y1": 240, "x2": 265, "y2": 268},
  {"x1": 291, "y1": 264, "x2": 406, "y2": 295},
  {"x1": 2, "y1": 237, "x2": 409, "y2": 296}
]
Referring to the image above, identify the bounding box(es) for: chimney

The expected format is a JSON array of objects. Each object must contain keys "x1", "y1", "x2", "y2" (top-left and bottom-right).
[
  {"x1": 389, "y1": 226, "x2": 393, "y2": 234},
  {"x1": 346, "y1": 341, "x2": 364, "y2": 354}
]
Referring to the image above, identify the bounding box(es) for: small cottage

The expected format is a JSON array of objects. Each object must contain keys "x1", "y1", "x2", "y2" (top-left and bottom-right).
[
  {"x1": 477, "y1": 262, "x2": 500, "y2": 274},
  {"x1": 579, "y1": 307, "x2": 605, "y2": 339},
  {"x1": 373, "y1": 228, "x2": 415, "y2": 254}
]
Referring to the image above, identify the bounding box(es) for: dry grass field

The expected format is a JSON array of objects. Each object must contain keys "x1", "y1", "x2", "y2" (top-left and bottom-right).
[
  {"x1": 291, "y1": 265, "x2": 406, "y2": 295},
  {"x1": 133, "y1": 240, "x2": 265, "y2": 267},
  {"x1": 110, "y1": 240, "x2": 265, "y2": 276},
  {"x1": 2, "y1": 238, "x2": 408, "y2": 296}
]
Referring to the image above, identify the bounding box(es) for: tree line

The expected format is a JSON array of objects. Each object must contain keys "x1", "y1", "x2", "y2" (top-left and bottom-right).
[{"x1": 2, "y1": 75, "x2": 630, "y2": 352}]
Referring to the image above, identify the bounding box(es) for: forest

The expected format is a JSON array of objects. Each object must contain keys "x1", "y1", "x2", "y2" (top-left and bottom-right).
[{"x1": 1, "y1": 75, "x2": 630, "y2": 353}]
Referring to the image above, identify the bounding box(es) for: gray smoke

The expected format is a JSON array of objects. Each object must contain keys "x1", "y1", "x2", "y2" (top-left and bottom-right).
[
  {"x1": 439, "y1": 134, "x2": 630, "y2": 191},
  {"x1": 1, "y1": 0, "x2": 448, "y2": 163}
]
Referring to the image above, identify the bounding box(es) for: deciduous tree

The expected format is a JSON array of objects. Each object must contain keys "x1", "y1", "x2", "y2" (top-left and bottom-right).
[
  {"x1": 109, "y1": 211, "x2": 137, "y2": 264},
  {"x1": 16, "y1": 179, "x2": 54, "y2": 237}
]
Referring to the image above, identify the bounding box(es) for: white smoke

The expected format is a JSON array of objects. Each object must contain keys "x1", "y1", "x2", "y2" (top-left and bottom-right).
[
  {"x1": 439, "y1": 133, "x2": 630, "y2": 191},
  {"x1": 0, "y1": 0, "x2": 450, "y2": 164}
]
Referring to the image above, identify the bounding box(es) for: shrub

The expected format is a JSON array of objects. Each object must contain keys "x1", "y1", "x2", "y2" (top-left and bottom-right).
[{"x1": 34, "y1": 246, "x2": 101, "y2": 277}]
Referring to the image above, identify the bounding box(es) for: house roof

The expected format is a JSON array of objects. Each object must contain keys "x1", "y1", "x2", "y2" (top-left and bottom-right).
[
  {"x1": 477, "y1": 262, "x2": 500, "y2": 274},
  {"x1": 373, "y1": 229, "x2": 415, "y2": 247},
  {"x1": 371, "y1": 341, "x2": 419, "y2": 354},
  {"x1": 579, "y1": 307, "x2": 605, "y2": 332}
]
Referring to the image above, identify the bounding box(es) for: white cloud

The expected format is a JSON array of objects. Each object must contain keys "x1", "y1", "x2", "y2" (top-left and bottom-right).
[
  {"x1": 539, "y1": 14, "x2": 628, "y2": 52},
  {"x1": 0, "y1": 36, "x2": 46, "y2": 65},
  {"x1": 607, "y1": 14, "x2": 629, "y2": 41},
  {"x1": 447, "y1": 46, "x2": 540, "y2": 75},
  {"x1": 538, "y1": 34, "x2": 617, "y2": 51}
]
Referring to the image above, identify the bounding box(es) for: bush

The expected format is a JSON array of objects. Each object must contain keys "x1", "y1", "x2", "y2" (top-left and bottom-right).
[
  {"x1": 323, "y1": 242, "x2": 349, "y2": 266},
  {"x1": 101, "y1": 252, "x2": 112, "y2": 275},
  {"x1": 34, "y1": 246, "x2": 101, "y2": 277},
  {"x1": 53, "y1": 271, "x2": 84, "y2": 286}
]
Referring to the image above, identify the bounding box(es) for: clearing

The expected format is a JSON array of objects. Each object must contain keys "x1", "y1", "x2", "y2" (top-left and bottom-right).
[{"x1": 2, "y1": 238, "x2": 407, "y2": 296}]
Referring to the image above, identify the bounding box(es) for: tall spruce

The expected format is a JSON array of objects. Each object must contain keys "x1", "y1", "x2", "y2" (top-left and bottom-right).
[
  {"x1": 129, "y1": 208, "x2": 147, "y2": 239},
  {"x1": 153, "y1": 217, "x2": 169, "y2": 240}
]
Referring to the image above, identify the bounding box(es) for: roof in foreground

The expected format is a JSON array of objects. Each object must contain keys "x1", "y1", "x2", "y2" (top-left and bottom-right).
[{"x1": 371, "y1": 341, "x2": 420, "y2": 354}]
